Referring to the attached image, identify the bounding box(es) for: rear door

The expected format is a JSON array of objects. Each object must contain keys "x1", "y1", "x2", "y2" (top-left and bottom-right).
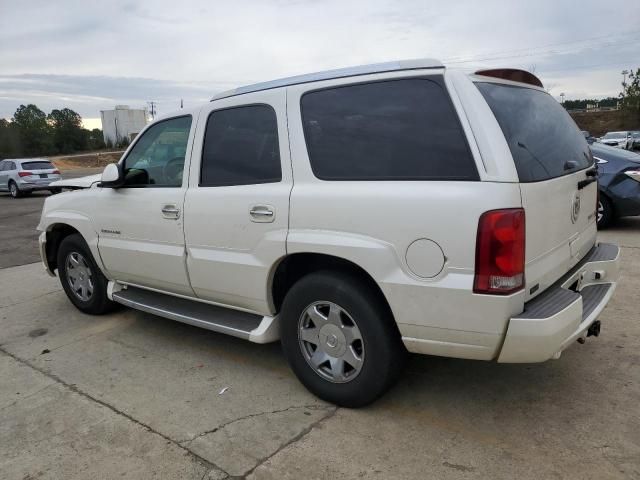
[
  {"x1": 476, "y1": 81, "x2": 597, "y2": 300},
  {"x1": 0, "y1": 161, "x2": 7, "y2": 190},
  {"x1": 183, "y1": 89, "x2": 291, "y2": 314}
]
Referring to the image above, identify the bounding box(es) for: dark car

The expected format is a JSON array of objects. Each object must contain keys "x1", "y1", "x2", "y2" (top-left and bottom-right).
[{"x1": 591, "y1": 142, "x2": 640, "y2": 227}]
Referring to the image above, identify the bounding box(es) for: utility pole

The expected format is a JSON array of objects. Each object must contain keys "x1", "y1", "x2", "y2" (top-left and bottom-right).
[
  {"x1": 622, "y1": 70, "x2": 629, "y2": 87},
  {"x1": 180, "y1": 99, "x2": 184, "y2": 109},
  {"x1": 147, "y1": 101, "x2": 157, "y2": 120},
  {"x1": 560, "y1": 92, "x2": 565, "y2": 105}
]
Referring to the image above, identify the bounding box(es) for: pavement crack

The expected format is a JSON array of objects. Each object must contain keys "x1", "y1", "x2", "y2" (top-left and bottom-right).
[
  {"x1": 179, "y1": 404, "x2": 333, "y2": 446},
  {"x1": 0, "y1": 345, "x2": 231, "y2": 478},
  {"x1": 238, "y1": 406, "x2": 339, "y2": 478}
]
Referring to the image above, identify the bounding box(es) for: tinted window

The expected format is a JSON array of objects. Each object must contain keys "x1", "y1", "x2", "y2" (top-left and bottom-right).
[
  {"x1": 0, "y1": 161, "x2": 6, "y2": 171},
  {"x1": 300, "y1": 78, "x2": 478, "y2": 181},
  {"x1": 477, "y1": 82, "x2": 592, "y2": 182},
  {"x1": 22, "y1": 161, "x2": 54, "y2": 170},
  {"x1": 123, "y1": 116, "x2": 192, "y2": 187},
  {"x1": 200, "y1": 105, "x2": 281, "y2": 187}
]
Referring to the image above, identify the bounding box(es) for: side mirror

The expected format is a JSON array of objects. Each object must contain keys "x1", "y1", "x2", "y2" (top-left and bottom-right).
[{"x1": 100, "y1": 163, "x2": 123, "y2": 188}]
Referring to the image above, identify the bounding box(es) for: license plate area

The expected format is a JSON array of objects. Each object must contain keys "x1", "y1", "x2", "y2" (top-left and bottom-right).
[{"x1": 39, "y1": 174, "x2": 47, "y2": 178}]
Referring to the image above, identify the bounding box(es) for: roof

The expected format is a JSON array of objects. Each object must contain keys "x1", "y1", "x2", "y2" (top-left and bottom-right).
[{"x1": 211, "y1": 58, "x2": 444, "y2": 101}]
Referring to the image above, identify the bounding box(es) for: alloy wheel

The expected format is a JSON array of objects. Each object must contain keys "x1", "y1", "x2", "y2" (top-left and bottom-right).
[
  {"x1": 65, "y1": 252, "x2": 94, "y2": 302},
  {"x1": 298, "y1": 301, "x2": 365, "y2": 383}
]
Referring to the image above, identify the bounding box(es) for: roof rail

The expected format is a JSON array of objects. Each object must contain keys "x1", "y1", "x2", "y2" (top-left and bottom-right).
[{"x1": 211, "y1": 58, "x2": 444, "y2": 101}]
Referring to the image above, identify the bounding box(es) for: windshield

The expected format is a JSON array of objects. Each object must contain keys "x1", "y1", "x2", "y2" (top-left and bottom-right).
[
  {"x1": 476, "y1": 82, "x2": 593, "y2": 182},
  {"x1": 604, "y1": 132, "x2": 625, "y2": 139},
  {"x1": 21, "y1": 161, "x2": 55, "y2": 170}
]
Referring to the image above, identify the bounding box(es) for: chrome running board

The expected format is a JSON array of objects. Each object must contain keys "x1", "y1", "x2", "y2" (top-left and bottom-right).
[{"x1": 110, "y1": 285, "x2": 280, "y2": 344}]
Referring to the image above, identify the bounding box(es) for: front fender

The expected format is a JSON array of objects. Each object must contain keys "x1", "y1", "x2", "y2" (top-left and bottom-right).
[{"x1": 39, "y1": 209, "x2": 107, "y2": 276}]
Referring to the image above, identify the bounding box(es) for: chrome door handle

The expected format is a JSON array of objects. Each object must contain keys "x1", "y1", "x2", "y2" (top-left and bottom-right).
[
  {"x1": 249, "y1": 206, "x2": 275, "y2": 222},
  {"x1": 161, "y1": 204, "x2": 181, "y2": 219}
]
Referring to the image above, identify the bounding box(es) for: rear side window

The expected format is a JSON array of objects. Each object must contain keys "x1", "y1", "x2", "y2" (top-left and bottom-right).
[
  {"x1": 200, "y1": 105, "x2": 281, "y2": 187},
  {"x1": 21, "y1": 161, "x2": 54, "y2": 170},
  {"x1": 301, "y1": 78, "x2": 478, "y2": 181},
  {"x1": 476, "y1": 82, "x2": 593, "y2": 182}
]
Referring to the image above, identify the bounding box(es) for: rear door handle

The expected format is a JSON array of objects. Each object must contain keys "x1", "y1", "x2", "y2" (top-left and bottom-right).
[
  {"x1": 249, "y1": 205, "x2": 275, "y2": 223},
  {"x1": 161, "y1": 204, "x2": 181, "y2": 219}
]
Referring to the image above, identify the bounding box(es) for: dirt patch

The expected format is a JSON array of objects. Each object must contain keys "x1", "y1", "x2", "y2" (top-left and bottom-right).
[
  {"x1": 49, "y1": 151, "x2": 124, "y2": 171},
  {"x1": 570, "y1": 110, "x2": 640, "y2": 137}
]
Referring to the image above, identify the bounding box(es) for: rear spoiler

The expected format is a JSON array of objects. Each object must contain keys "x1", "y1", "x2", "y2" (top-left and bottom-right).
[{"x1": 474, "y1": 68, "x2": 543, "y2": 88}]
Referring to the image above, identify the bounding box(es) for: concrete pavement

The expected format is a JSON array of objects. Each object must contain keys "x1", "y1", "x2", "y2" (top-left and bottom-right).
[{"x1": 0, "y1": 222, "x2": 638, "y2": 479}]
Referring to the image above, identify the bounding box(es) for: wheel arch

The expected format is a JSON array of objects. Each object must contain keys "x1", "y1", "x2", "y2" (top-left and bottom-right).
[{"x1": 270, "y1": 252, "x2": 396, "y2": 323}]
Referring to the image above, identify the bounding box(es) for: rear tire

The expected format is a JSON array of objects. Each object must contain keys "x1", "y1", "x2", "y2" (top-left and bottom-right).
[
  {"x1": 597, "y1": 195, "x2": 613, "y2": 229},
  {"x1": 57, "y1": 234, "x2": 116, "y2": 315},
  {"x1": 9, "y1": 181, "x2": 21, "y2": 198},
  {"x1": 280, "y1": 271, "x2": 406, "y2": 407}
]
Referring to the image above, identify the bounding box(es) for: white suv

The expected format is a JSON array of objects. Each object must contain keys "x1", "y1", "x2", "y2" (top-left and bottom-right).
[{"x1": 38, "y1": 59, "x2": 620, "y2": 407}]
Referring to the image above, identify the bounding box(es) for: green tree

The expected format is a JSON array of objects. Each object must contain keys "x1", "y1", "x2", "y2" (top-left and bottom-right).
[
  {"x1": 620, "y1": 67, "x2": 640, "y2": 124},
  {"x1": 86, "y1": 128, "x2": 106, "y2": 150},
  {"x1": 12, "y1": 104, "x2": 52, "y2": 155},
  {"x1": 48, "y1": 108, "x2": 87, "y2": 154},
  {"x1": 0, "y1": 119, "x2": 22, "y2": 159}
]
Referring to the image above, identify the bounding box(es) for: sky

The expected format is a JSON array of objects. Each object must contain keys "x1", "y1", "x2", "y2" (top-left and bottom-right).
[{"x1": 1, "y1": 0, "x2": 639, "y2": 129}]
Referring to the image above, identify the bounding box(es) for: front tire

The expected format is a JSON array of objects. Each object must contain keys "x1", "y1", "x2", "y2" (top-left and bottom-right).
[
  {"x1": 57, "y1": 234, "x2": 116, "y2": 315},
  {"x1": 280, "y1": 271, "x2": 406, "y2": 407},
  {"x1": 597, "y1": 195, "x2": 613, "y2": 229}
]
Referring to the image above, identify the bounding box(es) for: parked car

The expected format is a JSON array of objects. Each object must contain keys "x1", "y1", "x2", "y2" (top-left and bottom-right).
[
  {"x1": 600, "y1": 131, "x2": 633, "y2": 149},
  {"x1": 630, "y1": 131, "x2": 640, "y2": 150},
  {"x1": 591, "y1": 142, "x2": 640, "y2": 227},
  {"x1": 37, "y1": 60, "x2": 620, "y2": 407},
  {"x1": 0, "y1": 158, "x2": 62, "y2": 198}
]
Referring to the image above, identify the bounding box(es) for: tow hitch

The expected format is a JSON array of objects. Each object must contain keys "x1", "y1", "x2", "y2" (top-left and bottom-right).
[{"x1": 587, "y1": 320, "x2": 601, "y2": 337}]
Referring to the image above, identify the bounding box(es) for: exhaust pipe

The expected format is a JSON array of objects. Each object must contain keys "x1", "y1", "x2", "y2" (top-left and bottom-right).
[{"x1": 587, "y1": 320, "x2": 601, "y2": 337}]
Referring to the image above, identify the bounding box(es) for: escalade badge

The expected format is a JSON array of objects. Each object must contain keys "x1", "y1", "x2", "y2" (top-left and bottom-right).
[{"x1": 571, "y1": 193, "x2": 581, "y2": 224}]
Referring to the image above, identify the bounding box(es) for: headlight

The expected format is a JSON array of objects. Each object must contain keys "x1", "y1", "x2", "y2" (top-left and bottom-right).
[{"x1": 624, "y1": 168, "x2": 640, "y2": 182}]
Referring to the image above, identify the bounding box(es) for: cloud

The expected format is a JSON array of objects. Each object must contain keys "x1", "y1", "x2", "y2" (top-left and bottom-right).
[{"x1": 1, "y1": 0, "x2": 639, "y2": 119}]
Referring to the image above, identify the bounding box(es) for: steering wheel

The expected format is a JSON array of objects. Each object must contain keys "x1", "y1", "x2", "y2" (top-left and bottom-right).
[{"x1": 163, "y1": 157, "x2": 185, "y2": 184}]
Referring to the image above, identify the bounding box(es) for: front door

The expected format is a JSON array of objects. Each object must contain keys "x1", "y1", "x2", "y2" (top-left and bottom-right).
[
  {"x1": 94, "y1": 114, "x2": 196, "y2": 296},
  {"x1": 183, "y1": 89, "x2": 292, "y2": 314}
]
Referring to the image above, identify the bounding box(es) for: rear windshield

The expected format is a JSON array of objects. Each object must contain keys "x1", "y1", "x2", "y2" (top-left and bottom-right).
[
  {"x1": 21, "y1": 161, "x2": 54, "y2": 170},
  {"x1": 476, "y1": 82, "x2": 592, "y2": 182}
]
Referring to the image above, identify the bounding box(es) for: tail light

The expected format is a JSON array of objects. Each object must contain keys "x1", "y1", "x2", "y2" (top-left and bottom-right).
[
  {"x1": 18, "y1": 171, "x2": 34, "y2": 177},
  {"x1": 52, "y1": 169, "x2": 60, "y2": 174},
  {"x1": 474, "y1": 208, "x2": 525, "y2": 295}
]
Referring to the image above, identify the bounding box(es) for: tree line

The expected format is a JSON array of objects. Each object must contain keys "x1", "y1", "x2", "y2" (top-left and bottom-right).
[
  {"x1": 562, "y1": 97, "x2": 619, "y2": 110},
  {"x1": 0, "y1": 104, "x2": 110, "y2": 159}
]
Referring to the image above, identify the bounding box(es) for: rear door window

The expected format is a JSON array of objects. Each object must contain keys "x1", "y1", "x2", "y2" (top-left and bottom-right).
[
  {"x1": 476, "y1": 82, "x2": 592, "y2": 182},
  {"x1": 200, "y1": 105, "x2": 281, "y2": 187},
  {"x1": 300, "y1": 78, "x2": 478, "y2": 181}
]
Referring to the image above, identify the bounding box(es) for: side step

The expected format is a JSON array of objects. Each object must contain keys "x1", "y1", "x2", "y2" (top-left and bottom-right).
[{"x1": 111, "y1": 285, "x2": 279, "y2": 344}]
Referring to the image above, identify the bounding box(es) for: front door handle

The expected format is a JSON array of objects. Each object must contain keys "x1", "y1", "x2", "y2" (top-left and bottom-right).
[
  {"x1": 161, "y1": 204, "x2": 181, "y2": 219},
  {"x1": 249, "y1": 205, "x2": 275, "y2": 223}
]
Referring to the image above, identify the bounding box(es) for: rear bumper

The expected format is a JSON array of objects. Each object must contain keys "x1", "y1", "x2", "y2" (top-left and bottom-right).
[
  {"x1": 18, "y1": 177, "x2": 60, "y2": 191},
  {"x1": 497, "y1": 243, "x2": 620, "y2": 363}
]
